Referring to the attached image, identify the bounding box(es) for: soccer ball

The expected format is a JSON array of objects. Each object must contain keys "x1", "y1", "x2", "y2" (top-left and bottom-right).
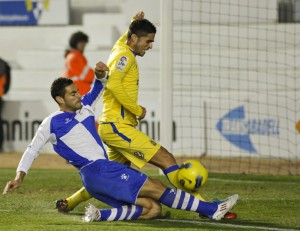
[{"x1": 177, "y1": 159, "x2": 208, "y2": 192}]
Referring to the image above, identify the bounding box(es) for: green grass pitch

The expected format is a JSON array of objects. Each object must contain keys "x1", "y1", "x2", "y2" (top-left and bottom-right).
[{"x1": 0, "y1": 168, "x2": 299, "y2": 231}]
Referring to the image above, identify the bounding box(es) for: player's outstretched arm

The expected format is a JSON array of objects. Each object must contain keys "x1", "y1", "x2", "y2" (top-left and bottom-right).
[
  {"x1": 2, "y1": 171, "x2": 26, "y2": 195},
  {"x1": 296, "y1": 120, "x2": 300, "y2": 133}
]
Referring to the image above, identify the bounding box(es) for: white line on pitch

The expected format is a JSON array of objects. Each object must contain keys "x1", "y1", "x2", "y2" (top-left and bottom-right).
[
  {"x1": 209, "y1": 178, "x2": 299, "y2": 185},
  {"x1": 157, "y1": 219, "x2": 299, "y2": 231}
]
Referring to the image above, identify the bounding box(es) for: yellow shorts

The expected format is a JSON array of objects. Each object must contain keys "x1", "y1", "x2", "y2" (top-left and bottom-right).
[{"x1": 98, "y1": 122, "x2": 161, "y2": 169}]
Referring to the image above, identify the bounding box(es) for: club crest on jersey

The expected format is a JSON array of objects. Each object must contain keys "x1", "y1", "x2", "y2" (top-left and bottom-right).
[
  {"x1": 65, "y1": 118, "x2": 72, "y2": 124},
  {"x1": 169, "y1": 189, "x2": 176, "y2": 194},
  {"x1": 133, "y1": 151, "x2": 144, "y2": 159},
  {"x1": 116, "y1": 56, "x2": 128, "y2": 71},
  {"x1": 121, "y1": 173, "x2": 130, "y2": 181}
]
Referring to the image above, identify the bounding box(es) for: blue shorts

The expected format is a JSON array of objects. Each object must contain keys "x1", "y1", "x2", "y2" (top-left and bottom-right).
[{"x1": 79, "y1": 159, "x2": 147, "y2": 207}]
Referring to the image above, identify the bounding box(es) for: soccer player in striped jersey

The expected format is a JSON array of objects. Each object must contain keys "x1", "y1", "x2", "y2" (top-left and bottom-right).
[{"x1": 2, "y1": 61, "x2": 238, "y2": 222}]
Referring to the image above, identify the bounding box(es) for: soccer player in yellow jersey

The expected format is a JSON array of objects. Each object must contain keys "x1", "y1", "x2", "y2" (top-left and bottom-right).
[
  {"x1": 99, "y1": 13, "x2": 167, "y2": 170},
  {"x1": 56, "y1": 11, "x2": 209, "y2": 213}
]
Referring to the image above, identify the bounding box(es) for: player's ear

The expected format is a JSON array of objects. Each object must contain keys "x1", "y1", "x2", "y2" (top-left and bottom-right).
[
  {"x1": 131, "y1": 34, "x2": 138, "y2": 43},
  {"x1": 55, "y1": 96, "x2": 64, "y2": 105}
]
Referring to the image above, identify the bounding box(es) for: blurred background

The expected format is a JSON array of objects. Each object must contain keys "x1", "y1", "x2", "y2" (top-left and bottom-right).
[{"x1": 0, "y1": 0, "x2": 299, "y2": 175}]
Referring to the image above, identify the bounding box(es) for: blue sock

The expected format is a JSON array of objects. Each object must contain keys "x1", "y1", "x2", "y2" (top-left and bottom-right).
[
  {"x1": 158, "y1": 188, "x2": 217, "y2": 218},
  {"x1": 99, "y1": 205, "x2": 143, "y2": 221}
]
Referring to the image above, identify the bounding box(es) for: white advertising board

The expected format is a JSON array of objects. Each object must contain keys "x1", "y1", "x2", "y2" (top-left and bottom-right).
[{"x1": 2, "y1": 90, "x2": 298, "y2": 160}]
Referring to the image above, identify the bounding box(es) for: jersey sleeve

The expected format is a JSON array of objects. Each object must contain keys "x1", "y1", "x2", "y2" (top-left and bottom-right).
[
  {"x1": 16, "y1": 116, "x2": 53, "y2": 174},
  {"x1": 106, "y1": 53, "x2": 143, "y2": 116},
  {"x1": 81, "y1": 78, "x2": 105, "y2": 106}
]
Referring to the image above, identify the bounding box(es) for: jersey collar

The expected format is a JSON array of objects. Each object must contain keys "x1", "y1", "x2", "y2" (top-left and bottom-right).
[{"x1": 130, "y1": 49, "x2": 137, "y2": 56}]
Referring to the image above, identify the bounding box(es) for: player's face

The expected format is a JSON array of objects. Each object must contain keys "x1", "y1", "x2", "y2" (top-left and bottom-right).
[
  {"x1": 62, "y1": 84, "x2": 82, "y2": 112},
  {"x1": 133, "y1": 33, "x2": 155, "y2": 57}
]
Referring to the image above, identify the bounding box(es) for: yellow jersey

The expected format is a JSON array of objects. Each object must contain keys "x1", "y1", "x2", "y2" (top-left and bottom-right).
[{"x1": 100, "y1": 33, "x2": 143, "y2": 126}]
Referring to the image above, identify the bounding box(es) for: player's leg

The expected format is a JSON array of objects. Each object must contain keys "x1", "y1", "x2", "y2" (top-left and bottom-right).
[
  {"x1": 81, "y1": 159, "x2": 161, "y2": 222},
  {"x1": 83, "y1": 198, "x2": 161, "y2": 222},
  {"x1": 98, "y1": 123, "x2": 180, "y2": 188},
  {"x1": 57, "y1": 132, "x2": 201, "y2": 212},
  {"x1": 100, "y1": 123, "x2": 206, "y2": 201},
  {"x1": 139, "y1": 177, "x2": 238, "y2": 220},
  {"x1": 136, "y1": 197, "x2": 162, "y2": 219},
  {"x1": 149, "y1": 146, "x2": 207, "y2": 201},
  {"x1": 85, "y1": 173, "x2": 238, "y2": 222},
  {"x1": 56, "y1": 186, "x2": 92, "y2": 212}
]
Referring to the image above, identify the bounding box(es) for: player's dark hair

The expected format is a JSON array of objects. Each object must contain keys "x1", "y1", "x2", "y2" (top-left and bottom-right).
[
  {"x1": 127, "y1": 19, "x2": 157, "y2": 40},
  {"x1": 64, "y1": 31, "x2": 89, "y2": 57},
  {"x1": 51, "y1": 77, "x2": 73, "y2": 103}
]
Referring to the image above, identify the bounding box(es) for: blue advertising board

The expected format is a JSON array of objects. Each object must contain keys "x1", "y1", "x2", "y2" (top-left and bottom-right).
[{"x1": 0, "y1": 0, "x2": 69, "y2": 25}]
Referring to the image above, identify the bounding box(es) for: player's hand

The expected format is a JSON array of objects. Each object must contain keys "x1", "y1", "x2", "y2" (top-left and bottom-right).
[
  {"x1": 2, "y1": 179, "x2": 22, "y2": 195},
  {"x1": 94, "y1": 61, "x2": 109, "y2": 79},
  {"x1": 138, "y1": 106, "x2": 146, "y2": 121},
  {"x1": 296, "y1": 120, "x2": 300, "y2": 133},
  {"x1": 133, "y1": 11, "x2": 144, "y2": 20}
]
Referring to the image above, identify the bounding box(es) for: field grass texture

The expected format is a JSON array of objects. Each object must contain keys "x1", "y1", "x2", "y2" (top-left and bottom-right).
[{"x1": 0, "y1": 169, "x2": 299, "y2": 231}]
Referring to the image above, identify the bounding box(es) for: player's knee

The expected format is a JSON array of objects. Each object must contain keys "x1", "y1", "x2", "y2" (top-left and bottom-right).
[
  {"x1": 140, "y1": 199, "x2": 162, "y2": 219},
  {"x1": 150, "y1": 200, "x2": 162, "y2": 218},
  {"x1": 148, "y1": 178, "x2": 166, "y2": 192},
  {"x1": 140, "y1": 178, "x2": 167, "y2": 200}
]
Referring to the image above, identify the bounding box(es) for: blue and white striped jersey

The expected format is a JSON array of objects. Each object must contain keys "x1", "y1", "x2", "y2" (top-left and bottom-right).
[{"x1": 17, "y1": 78, "x2": 107, "y2": 174}]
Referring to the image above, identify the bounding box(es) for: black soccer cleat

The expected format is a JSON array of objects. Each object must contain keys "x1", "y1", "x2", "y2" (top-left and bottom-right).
[
  {"x1": 55, "y1": 199, "x2": 73, "y2": 213},
  {"x1": 155, "y1": 211, "x2": 171, "y2": 219}
]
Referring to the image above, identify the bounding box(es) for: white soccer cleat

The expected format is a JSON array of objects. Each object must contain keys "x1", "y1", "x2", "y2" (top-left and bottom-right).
[
  {"x1": 82, "y1": 204, "x2": 101, "y2": 222},
  {"x1": 212, "y1": 194, "x2": 239, "y2": 221}
]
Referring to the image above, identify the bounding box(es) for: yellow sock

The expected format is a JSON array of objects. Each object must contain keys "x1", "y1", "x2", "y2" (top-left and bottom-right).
[
  {"x1": 191, "y1": 191, "x2": 206, "y2": 201},
  {"x1": 66, "y1": 187, "x2": 92, "y2": 210},
  {"x1": 165, "y1": 167, "x2": 206, "y2": 201},
  {"x1": 165, "y1": 167, "x2": 181, "y2": 188}
]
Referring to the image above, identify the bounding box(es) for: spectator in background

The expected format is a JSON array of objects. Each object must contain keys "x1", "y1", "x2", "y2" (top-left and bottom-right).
[
  {"x1": 0, "y1": 58, "x2": 11, "y2": 152},
  {"x1": 61, "y1": 31, "x2": 94, "y2": 95}
]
